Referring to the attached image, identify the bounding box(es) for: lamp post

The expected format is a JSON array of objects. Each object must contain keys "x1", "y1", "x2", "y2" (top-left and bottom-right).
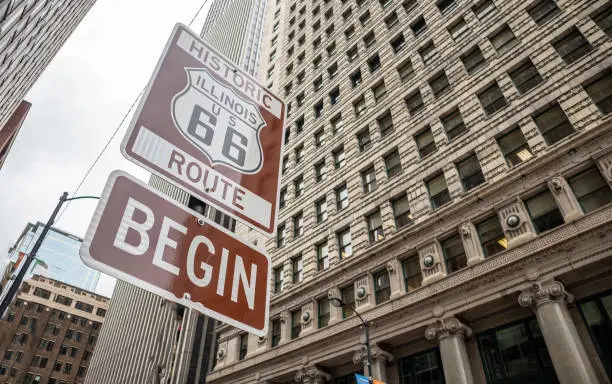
[
  {"x1": 329, "y1": 296, "x2": 373, "y2": 382},
  {"x1": 0, "y1": 192, "x2": 100, "y2": 318}
]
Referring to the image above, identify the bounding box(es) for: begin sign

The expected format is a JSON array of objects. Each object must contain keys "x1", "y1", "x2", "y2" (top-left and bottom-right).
[{"x1": 80, "y1": 171, "x2": 271, "y2": 336}]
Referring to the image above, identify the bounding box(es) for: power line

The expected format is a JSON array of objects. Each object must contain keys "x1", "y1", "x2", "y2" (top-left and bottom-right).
[{"x1": 56, "y1": 0, "x2": 211, "y2": 223}]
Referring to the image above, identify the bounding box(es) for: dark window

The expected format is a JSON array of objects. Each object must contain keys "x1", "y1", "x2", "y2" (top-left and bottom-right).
[
  {"x1": 532, "y1": 103, "x2": 575, "y2": 145},
  {"x1": 457, "y1": 154, "x2": 486, "y2": 191},
  {"x1": 347, "y1": 45, "x2": 359, "y2": 62},
  {"x1": 398, "y1": 348, "x2": 444, "y2": 384},
  {"x1": 294, "y1": 144, "x2": 304, "y2": 164},
  {"x1": 419, "y1": 41, "x2": 437, "y2": 66},
  {"x1": 578, "y1": 292, "x2": 612, "y2": 379},
  {"x1": 315, "y1": 198, "x2": 328, "y2": 223},
  {"x1": 33, "y1": 287, "x2": 51, "y2": 299},
  {"x1": 315, "y1": 129, "x2": 325, "y2": 147},
  {"x1": 405, "y1": 89, "x2": 425, "y2": 115},
  {"x1": 362, "y1": 166, "x2": 377, "y2": 193},
  {"x1": 351, "y1": 70, "x2": 363, "y2": 87},
  {"x1": 77, "y1": 366, "x2": 87, "y2": 378},
  {"x1": 277, "y1": 223, "x2": 286, "y2": 247},
  {"x1": 473, "y1": 0, "x2": 497, "y2": 21},
  {"x1": 403, "y1": 0, "x2": 417, "y2": 13},
  {"x1": 359, "y1": 10, "x2": 371, "y2": 25},
  {"x1": 410, "y1": 16, "x2": 427, "y2": 36},
  {"x1": 402, "y1": 256, "x2": 422, "y2": 292},
  {"x1": 441, "y1": 234, "x2": 467, "y2": 273},
  {"x1": 336, "y1": 184, "x2": 349, "y2": 210},
  {"x1": 568, "y1": 167, "x2": 612, "y2": 213},
  {"x1": 478, "y1": 319, "x2": 557, "y2": 383},
  {"x1": 441, "y1": 108, "x2": 467, "y2": 140},
  {"x1": 314, "y1": 100, "x2": 324, "y2": 118},
  {"x1": 385, "y1": 150, "x2": 403, "y2": 178},
  {"x1": 477, "y1": 82, "x2": 508, "y2": 115},
  {"x1": 584, "y1": 68, "x2": 612, "y2": 114},
  {"x1": 294, "y1": 175, "x2": 304, "y2": 197},
  {"x1": 292, "y1": 255, "x2": 303, "y2": 283},
  {"x1": 271, "y1": 319, "x2": 281, "y2": 347},
  {"x1": 385, "y1": 12, "x2": 399, "y2": 29},
  {"x1": 398, "y1": 59, "x2": 415, "y2": 82},
  {"x1": 592, "y1": 3, "x2": 612, "y2": 37},
  {"x1": 552, "y1": 27, "x2": 593, "y2": 64},
  {"x1": 333, "y1": 146, "x2": 346, "y2": 169},
  {"x1": 368, "y1": 54, "x2": 381, "y2": 73},
  {"x1": 337, "y1": 228, "x2": 353, "y2": 258},
  {"x1": 273, "y1": 266, "x2": 284, "y2": 293},
  {"x1": 429, "y1": 71, "x2": 451, "y2": 98},
  {"x1": 437, "y1": 0, "x2": 456, "y2": 14},
  {"x1": 282, "y1": 155, "x2": 288, "y2": 174},
  {"x1": 239, "y1": 334, "x2": 248, "y2": 360},
  {"x1": 315, "y1": 160, "x2": 327, "y2": 182},
  {"x1": 279, "y1": 188, "x2": 287, "y2": 209},
  {"x1": 497, "y1": 127, "x2": 533, "y2": 167},
  {"x1": 461, "y1": 45, "x2": 486, "y2": 74},
  {"x1": 508, "y1": 59, "x2": 543, "y2": 94},
  {"x1": 295, "y1": 116, "x2": 305, "y2": 133},
  {"x1": 318, "y1": 297, "x2": 330, "y2": 328},
  {"x1": 393, "y1": 195, "x2": 413, "y2": 229},
  {"x1": 374, "y1": 270, "x2": 391, "y2": 304},
  {"x1": 489, "y1": 24, "x2": 519, "y2": 55},
  {"x1": 331, "y1": 114, "x2": 344, "y2": 134},
  {"x1": 291, "y1": 309, "x2": 302, "y2": 339},
  {"x1": 378, "y1": 111, "x2": 394, "y2": 137},
  {"x1": 329, "y1": 87, "x2": 340, "y2": 105},
  {"x1": 317, "y1": 242, "x2": 329, "y2": 271},
  {"x1": 341, "y1": 285, "x2": 356, "y2": 319},
  {"x1": 54, "y1": 295, "x2": 73, "y2": 306},
  {"x1": 354, "y1": 96, "x2": 367, "y2": 117},
  {"x1": 372, "y1": 81, "x2": 388, "y2": 102},
  {"x1": 363, "y1": 30, "x2": 376, "y2": 47},
  {"x1": 525, "y1": 190, "x2": 564, "y2": 233},
  {"x1": 391, "y1": 33, "x2": 406, "y2": 53},
  {"x1": 415, "y1": 126, "x2": 437, "y2": 158},
  {"x1": 477, "y1": 216, "x2": 507, "y2": 257},
  {"x1": 293, "y1": 212, "x2": 303, "y2": 238},
  {"x1": 367, "y1": 210, "x2": 385, "y2": 243},
  {"x1": 427, "y1": 173, "x2": 452, "y2": 210},
  {"x1": 357, "y1": 129, "x2": 372, "y2": 152},
  {"x1": 527, "y1": 0, "x2": 561, "y2": 25},
  {"x1": 448, "y1": 17, "x2": 470, "y2": 40}
]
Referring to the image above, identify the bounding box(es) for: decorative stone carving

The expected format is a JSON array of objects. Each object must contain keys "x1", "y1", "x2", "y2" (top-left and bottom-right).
[
  {"x1": 498, "y1": 200, "x2": 536, "y2": 248},
  {"x1": 386, "y1": 261, "x2": 395, "y2": 273},
  {"x1": 356, "y1": 286, "x2": 367, "y2": 299},
  {"x1": 302, "y1": 311, "x2": 311, "y2": 324},
  {"x1": 419, "y1": 242, "x2": 445, "y2": 285},
  {"x1": 355, "y1": 277, "x2": 371, "y2": 308},
  {"x1": 518, "y1": 280, "x2": 574, "y2": 308},
  {"x1": 458, "y1": 222, "x2": 485, "y2": 266},
  {"x1": 216, "y1": 347, "x2": 226, "y2": 361},
  {"x1": 294, "y1": 365, "x2": 331, "y2": 384},
  {"x1": 425, "y1": 317, "x2": 472, "y2": 341},
  {"x1": 596, "y1": 152, "x2": 612, "y2": 182},
  {"x1": 280, "y1": 312, "x2": 287, "y2": 324},
  {"x1": 352, "y1": 344, "x2": 394, "y2": 366},
  {"x1": 547, "y1": 176, "x2": 582, "y2": 222},
  {"x1": 257, "y1": 336, "x2": 267, "y2": 345},
  {"x1": 423, "y1": 254, "x2": 435, "y2": 268},
  {"x1": 460, "y1": 224, "x2": 471, "y2": 238},
  {"x1": 506, "y1": 214, "x2": 520, "y2": 228}
]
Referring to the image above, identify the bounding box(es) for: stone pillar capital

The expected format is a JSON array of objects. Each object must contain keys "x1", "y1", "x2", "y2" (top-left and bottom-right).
[
  {"x1": 518, "y1": 280, "x2": 574, "y2": 308},
  {"x1": 425, "y1": 317, "x2": 472, "y2": 341},
  {"x1": 295, "y1": 365, "x2": 331, "y2": 384},
  {"x1": 352, "y1": 344, "x2": 393, "y2": 366}
]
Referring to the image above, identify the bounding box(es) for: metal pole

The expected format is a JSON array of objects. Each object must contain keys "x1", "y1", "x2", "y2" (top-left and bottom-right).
[
  {"x1": 364, "y1": 322, "x2": 373, "y2": 382},
  {"x1": 0, "y1": 192, "x2": 68, "y2": 317}
]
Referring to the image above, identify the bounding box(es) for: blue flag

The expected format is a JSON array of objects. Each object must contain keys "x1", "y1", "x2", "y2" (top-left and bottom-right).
[{"x1": 355, "y1": 374, "x2": 370, "y2": 384}]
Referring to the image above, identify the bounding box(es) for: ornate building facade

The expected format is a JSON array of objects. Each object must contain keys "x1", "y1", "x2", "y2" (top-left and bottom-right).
[{"x1": 207, "y1": 0, "x2": 612, "y2": 383}]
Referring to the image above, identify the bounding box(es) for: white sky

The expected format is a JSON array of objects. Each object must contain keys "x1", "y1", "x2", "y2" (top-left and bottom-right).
[{"x1": 0, "y1": 0, "x2": 211, "y2": 297}]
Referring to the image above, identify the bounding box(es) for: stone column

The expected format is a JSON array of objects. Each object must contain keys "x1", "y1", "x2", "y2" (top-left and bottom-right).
[
  {"x1": 353, "y1": 344, "x2": 394, "y2": 382},
  {"x1": 425, "y1": 317, "x2": 474, "y2": 384},
  {"x1": 518, "y1": 280, "x2": 601, "y2": 384},
  {"x1": 295, "y1": 365, "x2": 332, "y2": 384}
]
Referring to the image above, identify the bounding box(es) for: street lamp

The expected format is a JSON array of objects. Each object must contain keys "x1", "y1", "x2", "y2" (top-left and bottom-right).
[{"x1": 329, "y1": 296, "x2": 373, "y2": 381}]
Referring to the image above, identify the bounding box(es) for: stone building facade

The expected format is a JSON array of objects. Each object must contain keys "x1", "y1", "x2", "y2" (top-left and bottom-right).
[
  {"x1": 206, "y1": 0, "x2": 612, "y2": 383},
  {"x1": 0, "y1": 275, "x2": 109, "y2": 384}
]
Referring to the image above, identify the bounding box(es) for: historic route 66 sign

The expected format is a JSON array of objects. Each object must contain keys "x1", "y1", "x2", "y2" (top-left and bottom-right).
[
  {"x1": 172, "y1": 68, "x2": 265, "y2": 174},
  {"x1": 121, "y1": 24, "x2": 286, "y2": 236}
]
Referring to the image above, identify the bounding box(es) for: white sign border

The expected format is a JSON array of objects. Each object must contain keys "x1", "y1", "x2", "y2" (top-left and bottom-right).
[{"x1": 79, "y1": 170, "x2": 271, "y2": 337}]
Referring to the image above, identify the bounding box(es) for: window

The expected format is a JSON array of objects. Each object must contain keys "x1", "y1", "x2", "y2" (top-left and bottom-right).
[
  {"x1": 295, "y1": 144, "x2": 304, "y2": 164},
  {"x1": 448, "y1": 17, "x2": 469, "y2": 40},
  {"x1": 328, "y1": 63, "x2": 338, "y2": 79},
  {"x1": 441, "y1": 108, "x2": 467, "y2": 139},
  {"x1": 477, "y1": 216, "x2": 507, "y2": 257},
  {"x1": 478, "y1": 82, "x2": 508, "y2": 115},
  {"x1": 60, "y1": 344, "x2": 68, "y2": 355},
  {"x1": 54, "y1": 295, "x2": 72, "y2": 306},
  {"x1": 295, "y1": 115, "x2": 305, "y2": 134},
  {"x1": 293, "y1": 212, "x2": 303, "y2": 238},
  {"x1": 336, "y1": 184, "x2": 349, "y2": 210},
  {"x1": 357, "y1": 129, "x2": 372, "y2": 152},
  {"x1": 350, "y1": 70, "x2": 362, "y2": 87},
  {"x1": 347, "y1": 45, "x2": 359, "y2": 62},
  {"x1": 326, "y1": 41, "x2": 337, "y2": 57},
  {"x1": 403, "y1": 0, "x2": 417, "y2": 13},
  {"x1": 282, "y1": 156, "x2": 288, "y2": 175},
  {"x1": 7, "y1": 312, "x2": 15, "y2": 322},
  {"x1": 497, "y1": 127, "x2": 533, "y2": 167},
  {"x1": 317, "y1": 242, "x2": 329, "y2": 271},
  {"x1": 372, "y1": 81, "x2": 387, "y2": 102},
  {"x1": 384, "y1": 150, "x2": 403, "y2": 178},
  {"x1": 368, "y1": 54, "x2": 381, "y2": 73},
  {"x1": 419, "y1": 41, "x2": 437, "y2": 66},
  {"x1": 528, "y1": 0, "x2": 561, "y2": 25},
  {"x1": 0, "y1": 366, "x2": 6, "y2": 375},
  {"x1": 508, "y1": 59, "x2": 543, "y2": 94},
  {"x1": 429, "y1": 71, "x2": 451, "y2": 98},
  {"x1": 345, "y1": 25, "x2": 355, "y2": 40},
  {"x1": 316, "y1": 198, "x2": 328, "y2": 223},
  {"x1": 415, "y1": 127, "x2": 437, "y2": 158},
  {"x1": 397, "y1": 59, "x2": 415, "y2": 82},
  {"x1": 337, "y1": 285, "x2": 355, "y2": 321},
  {"x1": 568, "y1": 167, "x2": 612, "y2": 213},
  {"x1": 457, "y1": 154, "x2": 485, "y2": 191},
  {"x1": 363, "y1": 31, "x2": 376, "y2": 47},
  {"x1": 34, "y1": 287, "x2": 51, "y2": 299},
  {"x1": 402, "y1": 256, "x2": 422, "y2": 291},
  {"x1": 315, "y1": 129, "x2": 325, "y2": 147},
  {"x1": 428, "y1": 173, "x2": 452, "y2": 209},
  {"x1": 313, "y1": 55, "x2": 322, "y2": 69},
  {"x1": 578, "y1": 292, "x2": 612, "y2": 379},
  {"x1": 284, "y1": 127, "x2": 291, "y2": 144},
  {"x1": 478, "y1": 319, "x2": 557, "y2": 383},
  {"x1": 271, "y1": 319, "x2": 281, "y2": 347},
  {"x1": 333, "y1": 147, "x2": 346, "y2": 169},
  {"x1": 410, "y1": 16, "x2": 427, "y2": 36},
  {"x1": 54, "y1": 361, "x2": 62, "y2": 371},
  {"x1": 362, "y1": 166, "x2": 377, "y2": 193},
  {"x1": 315, "y1": 160, "x2": 327, "y2": 182},
  {"x1": 525, "y1": 190, "x2": 564, "y2": 233},
  {"x1": 354, "y1": 96, "x2": 367, "y2": 117},
  {"x1": 391, "y1": 33, "x2": 406, "y2": 53},
  {"x1": 367, "y1": 210, "x2": 385, "y2": 243},
  {"x1": 398, "y1": 349, "x2": 444, "y2": 383},
  {"x1": 331, "y1": 114, "x2": 344, "y2": 134},
  {"x1": 378, "y1": 111, "x2": 394, "y2": 137},
  {"x1": 314, "y1": 100, "x2": 324, "y2": 118},
  {"x1": 442, "y1": 234, "x2": 467, "y2": 273},
  {"x1": 473, "y1": 0, "x2": 496, "y2": 21},
  {"x1": 294, "y1": 175, "x2": 304, "y2": 197},
  {"x1": 532, "y1": 103, "x2": 575, "y2": 145},
  {"x1": 337, "y1": 228, "x2": 353, "y2": 258},
  {"x1": 273, "y1": 266, "x2": 284, "y2": 293},
  {"x1": 318, "y1": 298, "x2": 330, "y2": 328},
  {"x1": 374, "y1": 271, "x2": 391, "y2": 304},
  {"x1": 405, "y1": 89, "x2": 425, "y2": 114},
  {"x1": 277, "y1": 223, "x2": 286, "y2": 247},
  {"x1": 393, "y1": 195, "x2": 413, "y2": 229},
  {"x1": 292, "y1": 255, "x2": 303, "y2": 283},
  {"x1": 380, "y1": 0, "x2": 393, "y2": 8},
  {"x1": 592, "y1": 3, "x2": 612, "y2": 37},
  {"x1": 385, "y1": 11, "x2": 399, "y2": 29},
  {"x1": 279, "y1": 188, "x2": 287, "y2": 209},
  {"x1": 291, "y1": 309, "x2": 302, "y2": 339},
  {"x1": 77, "y1": 366, "x2": 87, "y2": 378},
  {"x1": 584, "y1": 69, "x2": 612, "y2": 114},
  {"x1": 489, "y1": 24, "x2": 519, "y2": 55},
  {"x1": 359, "y1": 10, "x2": 371, "y2": 25},
  {"x1": 313, "y1": 76, "x2": 323, "y2": 91},
  {"x1": 552, "y1": 27, "x2": 592, "y2": 64},
  {"x1": 461, "y1": 45, "x2": 486, "y2": 74}
]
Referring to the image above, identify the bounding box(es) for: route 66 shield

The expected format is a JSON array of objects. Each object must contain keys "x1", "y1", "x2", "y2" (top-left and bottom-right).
[{"x1": 172, "y1": 68, "x2": 266, "y2": 173}]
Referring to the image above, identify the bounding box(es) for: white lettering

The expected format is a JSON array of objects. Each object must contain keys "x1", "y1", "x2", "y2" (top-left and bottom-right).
[
  {"x1": 152, "y1": 217, "x2": 185, "y2": 276},
  {"x1": 231, "y1": 256, "x2": 257, "y2": 310},
  {"x1": 187, "y1": 235, "x2": 214, "y2": 287},
  {"x1": 113, "y1": 198, "x2": 154, "y2": 255},
  {"x1": 216, "y1": 249, "x2": 229, "y2": 296}
]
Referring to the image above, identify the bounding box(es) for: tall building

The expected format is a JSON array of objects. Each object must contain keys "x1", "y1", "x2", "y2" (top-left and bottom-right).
[
  {"x1": 0, "y1": 0, "x2": 96, "y2": 132},
  {"x1": 206, "y1": 0, "x2": 612, "y2": 384},
  {"x1": 0, "y1": 100, "x2": 30, "y2": 170},
  {"x1": 0, "y1": 275, "x2": 109, "y2": 384},
  {"x1": 8, "y1": 223, "x2": 101, "y2": 292}
]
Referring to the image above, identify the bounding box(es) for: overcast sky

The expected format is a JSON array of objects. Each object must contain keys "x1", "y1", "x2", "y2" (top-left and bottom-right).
[{"x1": 0, "y1": 0, "x2": 211, "y2": 297}]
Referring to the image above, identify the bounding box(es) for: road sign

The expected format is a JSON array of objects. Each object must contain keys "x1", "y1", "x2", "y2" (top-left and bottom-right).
[
  {"x1": 121, "y1": 23, "x2": 286, "y2": 237},
  {"x1": 80, "y1": 170, "x2": 271, "y2": 336}
]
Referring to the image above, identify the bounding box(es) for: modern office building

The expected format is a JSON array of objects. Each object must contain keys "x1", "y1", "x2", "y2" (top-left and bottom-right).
[
  {"x1": 206, "y1": 0, "x2": 612, "y2": 384},
  {"x1": 0, "y1": 100, "x2": 30, "y2": 170},
  {"x1": 0, "y1": 0, "x2": 96, "y2": 131},
  {"x1": 9, "y1": 223, "x2": 101, "y2": 293},
  {"x1": 0, "y1": 274, "x2": 109, "y2": 384}
]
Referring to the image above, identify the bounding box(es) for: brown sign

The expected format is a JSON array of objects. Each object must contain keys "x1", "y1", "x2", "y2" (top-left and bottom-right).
[
  {"x1": 121, "y1": 24, "x2": 286, "y2": 236},
  {"x1": 80, "y1": 171, "x2": 271, "y2": 336}
]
